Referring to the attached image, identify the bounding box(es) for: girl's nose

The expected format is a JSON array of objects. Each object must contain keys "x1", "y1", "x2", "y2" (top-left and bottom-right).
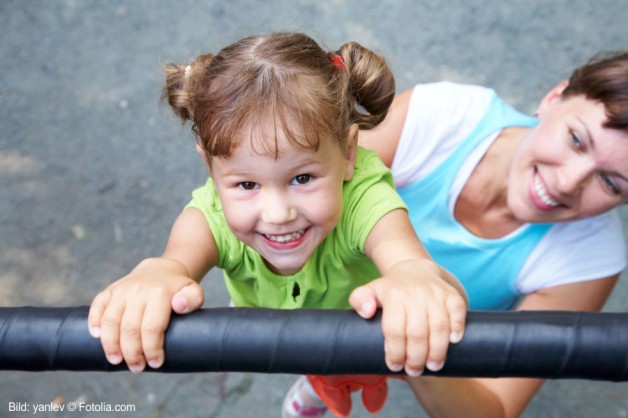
[{"x1": 261, "y1": 191, "x2": 298, "y2": 224}]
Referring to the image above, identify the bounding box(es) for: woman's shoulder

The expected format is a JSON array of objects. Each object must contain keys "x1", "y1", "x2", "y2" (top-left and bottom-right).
[
  {"x1": 542, "y1": 210, "x2": 624, "y2": 251},
  {"x1": 391, "y1": 82, "x2": 497, "y2": 187},
  {"x1": 518, "y1": 210, "x2": 626, "y2": 293},
  {"x1": 410, "y1": 81, "x2": 495, "y2": 100},
  {"x1": 405, "y1": 82, "x2": 496, "y2": 132}
]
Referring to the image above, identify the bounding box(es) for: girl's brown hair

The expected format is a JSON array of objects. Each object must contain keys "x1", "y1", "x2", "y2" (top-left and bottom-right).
[
  {"x1": 562, "y1": 51, "x2": 628, "y2": 131},
  {"x1": 162, "y1": 32, "x2": 395, "y2": 161}
]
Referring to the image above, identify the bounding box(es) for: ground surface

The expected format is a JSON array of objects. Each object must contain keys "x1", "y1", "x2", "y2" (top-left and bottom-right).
[{"x1": 1, "y1": 1, "x2": 627, "y2": 417}]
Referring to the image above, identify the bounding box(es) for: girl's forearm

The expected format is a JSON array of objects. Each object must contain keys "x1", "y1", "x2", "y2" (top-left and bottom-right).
[{"x1": 133, "y1": 257, "x2": 192, "y2": 278}]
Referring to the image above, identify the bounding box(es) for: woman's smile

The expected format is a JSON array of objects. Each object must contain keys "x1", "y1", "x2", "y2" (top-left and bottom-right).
[{"x1": 529, "y1": 169, "x2": 561, "y2": 211}]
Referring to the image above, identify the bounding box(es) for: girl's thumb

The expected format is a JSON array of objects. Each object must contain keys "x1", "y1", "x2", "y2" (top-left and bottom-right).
[
  {"x1": 171, "y1": 283, "x2": 204, "y2": 314},
  {"x1": 349, "y1": 284, "x2": 379, "y2": 319}
]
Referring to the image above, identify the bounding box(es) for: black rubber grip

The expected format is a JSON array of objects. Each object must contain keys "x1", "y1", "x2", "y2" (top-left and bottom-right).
[{"x1": 1, "y1": 307, "x2": 627, "y2": 381}]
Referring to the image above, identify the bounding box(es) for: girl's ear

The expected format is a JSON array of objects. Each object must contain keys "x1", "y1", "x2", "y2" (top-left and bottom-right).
[
  {"x1": 343, "y1": 124, "x2": 359, "y2": 181},
  {"x1": 537, "y1": 80, "x2": 570, "y2": 116},
  {"x1": 196, "y1": 144, "x2": 212, "y2": 174}
]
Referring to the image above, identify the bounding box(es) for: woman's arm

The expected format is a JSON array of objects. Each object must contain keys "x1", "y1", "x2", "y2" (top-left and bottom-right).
[
  {"x1": 359, "y1": 89, "x2": 413, "y2": 167},
  {"x1": 407, "y1": 274, "x2": 619, "y2": 418}
]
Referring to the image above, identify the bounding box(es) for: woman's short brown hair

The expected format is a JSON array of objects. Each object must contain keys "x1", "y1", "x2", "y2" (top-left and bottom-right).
[{"x1": 562, "y1": 51, "x2": 628, "y2": 131}]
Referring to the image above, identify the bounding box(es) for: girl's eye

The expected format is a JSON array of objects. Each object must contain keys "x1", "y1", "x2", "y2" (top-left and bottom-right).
[
  {"x1": 238, "y1": 181, "x2": 258, "y2": 190},
  {"x1": 601, "y1": 174, "x2": 621, "y2": 195},
  {"x1": 291, "y1": 174, "x2": 312, "y2": 185},
  {"x1": 570, "y1": 132, "x2": 584, "y2": 149}
]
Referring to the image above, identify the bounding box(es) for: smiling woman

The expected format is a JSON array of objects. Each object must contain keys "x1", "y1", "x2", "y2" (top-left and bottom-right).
[
  {"x1": 512, "y1": 84, "x2": 628, "y2": 221},
  {"x1": 359, "y1": 50, "x2": 628, "y2": 418}
]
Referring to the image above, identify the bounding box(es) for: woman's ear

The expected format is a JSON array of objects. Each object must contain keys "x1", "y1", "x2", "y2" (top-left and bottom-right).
[
  {"x1": 343, "y1": 124, "x2": 359, "y2": 181},
  {"x1": 537, "y1": 80, "x2": 570, "y2": 116}
]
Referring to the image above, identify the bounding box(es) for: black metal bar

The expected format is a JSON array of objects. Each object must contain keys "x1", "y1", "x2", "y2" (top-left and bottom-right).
[{"x1": 1, "y1": 307, "x2": 627, "y2": 381}]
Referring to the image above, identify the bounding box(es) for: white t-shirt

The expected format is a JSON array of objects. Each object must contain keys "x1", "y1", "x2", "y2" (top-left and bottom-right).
[{"x1": 391, "y1": 81, "x2": 626, "y2": 294}]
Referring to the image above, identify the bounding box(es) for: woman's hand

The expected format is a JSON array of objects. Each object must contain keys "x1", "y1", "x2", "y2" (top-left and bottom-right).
[{"x1": 88, "y1": 257, "x2": 204, "y2": 373}]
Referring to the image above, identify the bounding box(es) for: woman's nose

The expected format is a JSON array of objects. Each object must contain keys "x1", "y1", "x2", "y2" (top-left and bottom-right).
[
  {"x1": 556, "y1": 157, "x2": 596, "y2": 195},
  {"x1": 261, "y1": 190, "x2": 298, "y2": 224}
]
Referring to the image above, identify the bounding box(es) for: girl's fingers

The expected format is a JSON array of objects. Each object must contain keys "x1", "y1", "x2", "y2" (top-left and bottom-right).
[
  {"x1": 402, "y1": 307, "x2": 429, "y2": 376},
  {"x1": 171, "y1": 282, "x2": 205, "y2": 314},
  {"x1": 381, "y1": 295, "x2": 408, "y2": 373},
  {"x1": 98, "y1": 298, "x2": 127, "y2": 366},
  {"x1": 87, "y1": 290, "x2": 111, "y2": 338},
  {"x1": 141, "y1": 296, "x2": 173, "y2": 369},
  {"x1": 446, "y1": 294, "x2": 467, "y2": 343},
  {"x1": 348, "y1": 284, "x2": 379, "y2": 319},
  {"x1": 118, "y1": 299, "x2": 148, "y2": 373},
  {"x1": 424, "y1": 303, "x2": 450, "y2": 372}
]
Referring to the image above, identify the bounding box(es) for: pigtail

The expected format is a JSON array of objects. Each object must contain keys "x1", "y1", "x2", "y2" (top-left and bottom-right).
[
  {"x1": 338, "y1": 42, "x2": 396, "y2": 130},
  {"x1": 162, "y1": 53, "x2": 215, "y2": 123}
]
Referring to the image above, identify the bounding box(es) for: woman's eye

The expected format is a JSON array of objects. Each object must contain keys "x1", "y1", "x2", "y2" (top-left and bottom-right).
[
  {"x1": 570, "y1": 132, "x2": 584, "y2": 149},
  {"x1": 238, "y1": 181, "x2": 258, "y2": 190},
  {"x1": 601, "y1": 174, "x2": 620, "y2": 195},
  {"x1": 291, "y1": 174, "x2": 312, "y2": 185}
]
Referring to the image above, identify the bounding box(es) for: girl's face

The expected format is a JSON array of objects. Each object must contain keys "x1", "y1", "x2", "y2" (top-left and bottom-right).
[
  {"x1": 508, "y1": 82, "x2": 628, "y2": 223},
  {"x1": 209, "y1": 128, "x2": 356, "y2": 276}
]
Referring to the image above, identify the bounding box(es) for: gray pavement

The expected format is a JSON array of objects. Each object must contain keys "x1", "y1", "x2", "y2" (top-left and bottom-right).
[{"x1": 1, "y1": 1, "x2": 627, "y2": 417}]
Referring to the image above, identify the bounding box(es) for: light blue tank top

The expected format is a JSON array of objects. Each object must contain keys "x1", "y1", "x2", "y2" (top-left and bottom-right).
[{"x1": 398, "y1": 94, "x2": 552, "y2": 310}]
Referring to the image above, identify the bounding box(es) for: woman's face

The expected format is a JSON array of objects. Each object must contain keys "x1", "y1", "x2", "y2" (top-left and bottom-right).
[{"x1": 508, "y1": 82, "x2": 628, "y2": 223}]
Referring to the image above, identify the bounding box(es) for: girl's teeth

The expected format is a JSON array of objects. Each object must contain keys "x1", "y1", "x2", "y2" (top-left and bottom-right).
[
  {"x1": 534, "y1": 175, "x2": 559, "y2": 207},
  {"x1": 265, "y1": 229, "x2": 305, "y2": 243}
]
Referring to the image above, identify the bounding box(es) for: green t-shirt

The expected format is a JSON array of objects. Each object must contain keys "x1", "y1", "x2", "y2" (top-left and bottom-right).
[{"x1": 187, "y1": 147, "x2": 407, "y2": 310}]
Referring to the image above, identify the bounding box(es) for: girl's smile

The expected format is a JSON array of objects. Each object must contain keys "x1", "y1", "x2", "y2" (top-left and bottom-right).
[{"x1": 261, "y1": 228, "x2": 309, "y2": 249}]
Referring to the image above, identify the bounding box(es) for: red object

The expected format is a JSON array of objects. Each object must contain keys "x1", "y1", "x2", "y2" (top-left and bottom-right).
[
  {"x1": 306, "y1": 374, "x2": 402, "y2": 417},
  {"x1": 330, "y1": 53, "x2": 345, "y2": 72}
]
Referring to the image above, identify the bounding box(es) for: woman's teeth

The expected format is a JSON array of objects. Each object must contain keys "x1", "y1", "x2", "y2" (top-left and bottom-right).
[
  {"x1": 534, "y1": 174, "x2": 559, "y2": 207},
  {"x1": 265, "y1": 229, "x2": 305, "y2": 243}
]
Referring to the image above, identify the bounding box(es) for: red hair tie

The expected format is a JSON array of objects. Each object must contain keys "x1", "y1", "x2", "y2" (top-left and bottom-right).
[{"x1": 329, "y1": 51, "x2": 345, "y2": 72}]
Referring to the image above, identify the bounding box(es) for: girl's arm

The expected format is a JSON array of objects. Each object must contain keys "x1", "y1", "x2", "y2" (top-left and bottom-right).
[
  {"x1": 349, "y1": 208, "x2": 468, "y2": 377},
  {"x1": 88, "y1": 207, "x2": 218, "y2": 372},
  {"x1": 406, "y1": 274, "x2": 619, "y2": 418}
]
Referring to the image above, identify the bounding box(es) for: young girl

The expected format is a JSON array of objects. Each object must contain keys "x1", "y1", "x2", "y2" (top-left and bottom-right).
[{"x1": 87, "y1": 32, "x2": 467, "y2": 417}]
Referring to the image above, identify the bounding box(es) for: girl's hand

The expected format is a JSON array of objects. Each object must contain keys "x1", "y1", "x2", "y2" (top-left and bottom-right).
[
  {"x1": 88, "y1": 257, "x2": 204, "y2": 373},
  {"x1": 349, "y1": 259, "x2": 467, "y2": 377}
]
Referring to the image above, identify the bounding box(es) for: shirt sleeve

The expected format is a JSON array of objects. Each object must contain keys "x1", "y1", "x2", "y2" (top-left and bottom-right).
[
  {"x1": 185, "y1": 178, "x2": 244, "y2": 270},
  {"x1": 391, "y1": 82, "x2": 494, "y2": 187},
  {"x1": 517, "y1": 209, "x2": 627, "y2": 293},
  {"x1": 339, "y1": 148, "x2": 408, "y2": 254}
]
